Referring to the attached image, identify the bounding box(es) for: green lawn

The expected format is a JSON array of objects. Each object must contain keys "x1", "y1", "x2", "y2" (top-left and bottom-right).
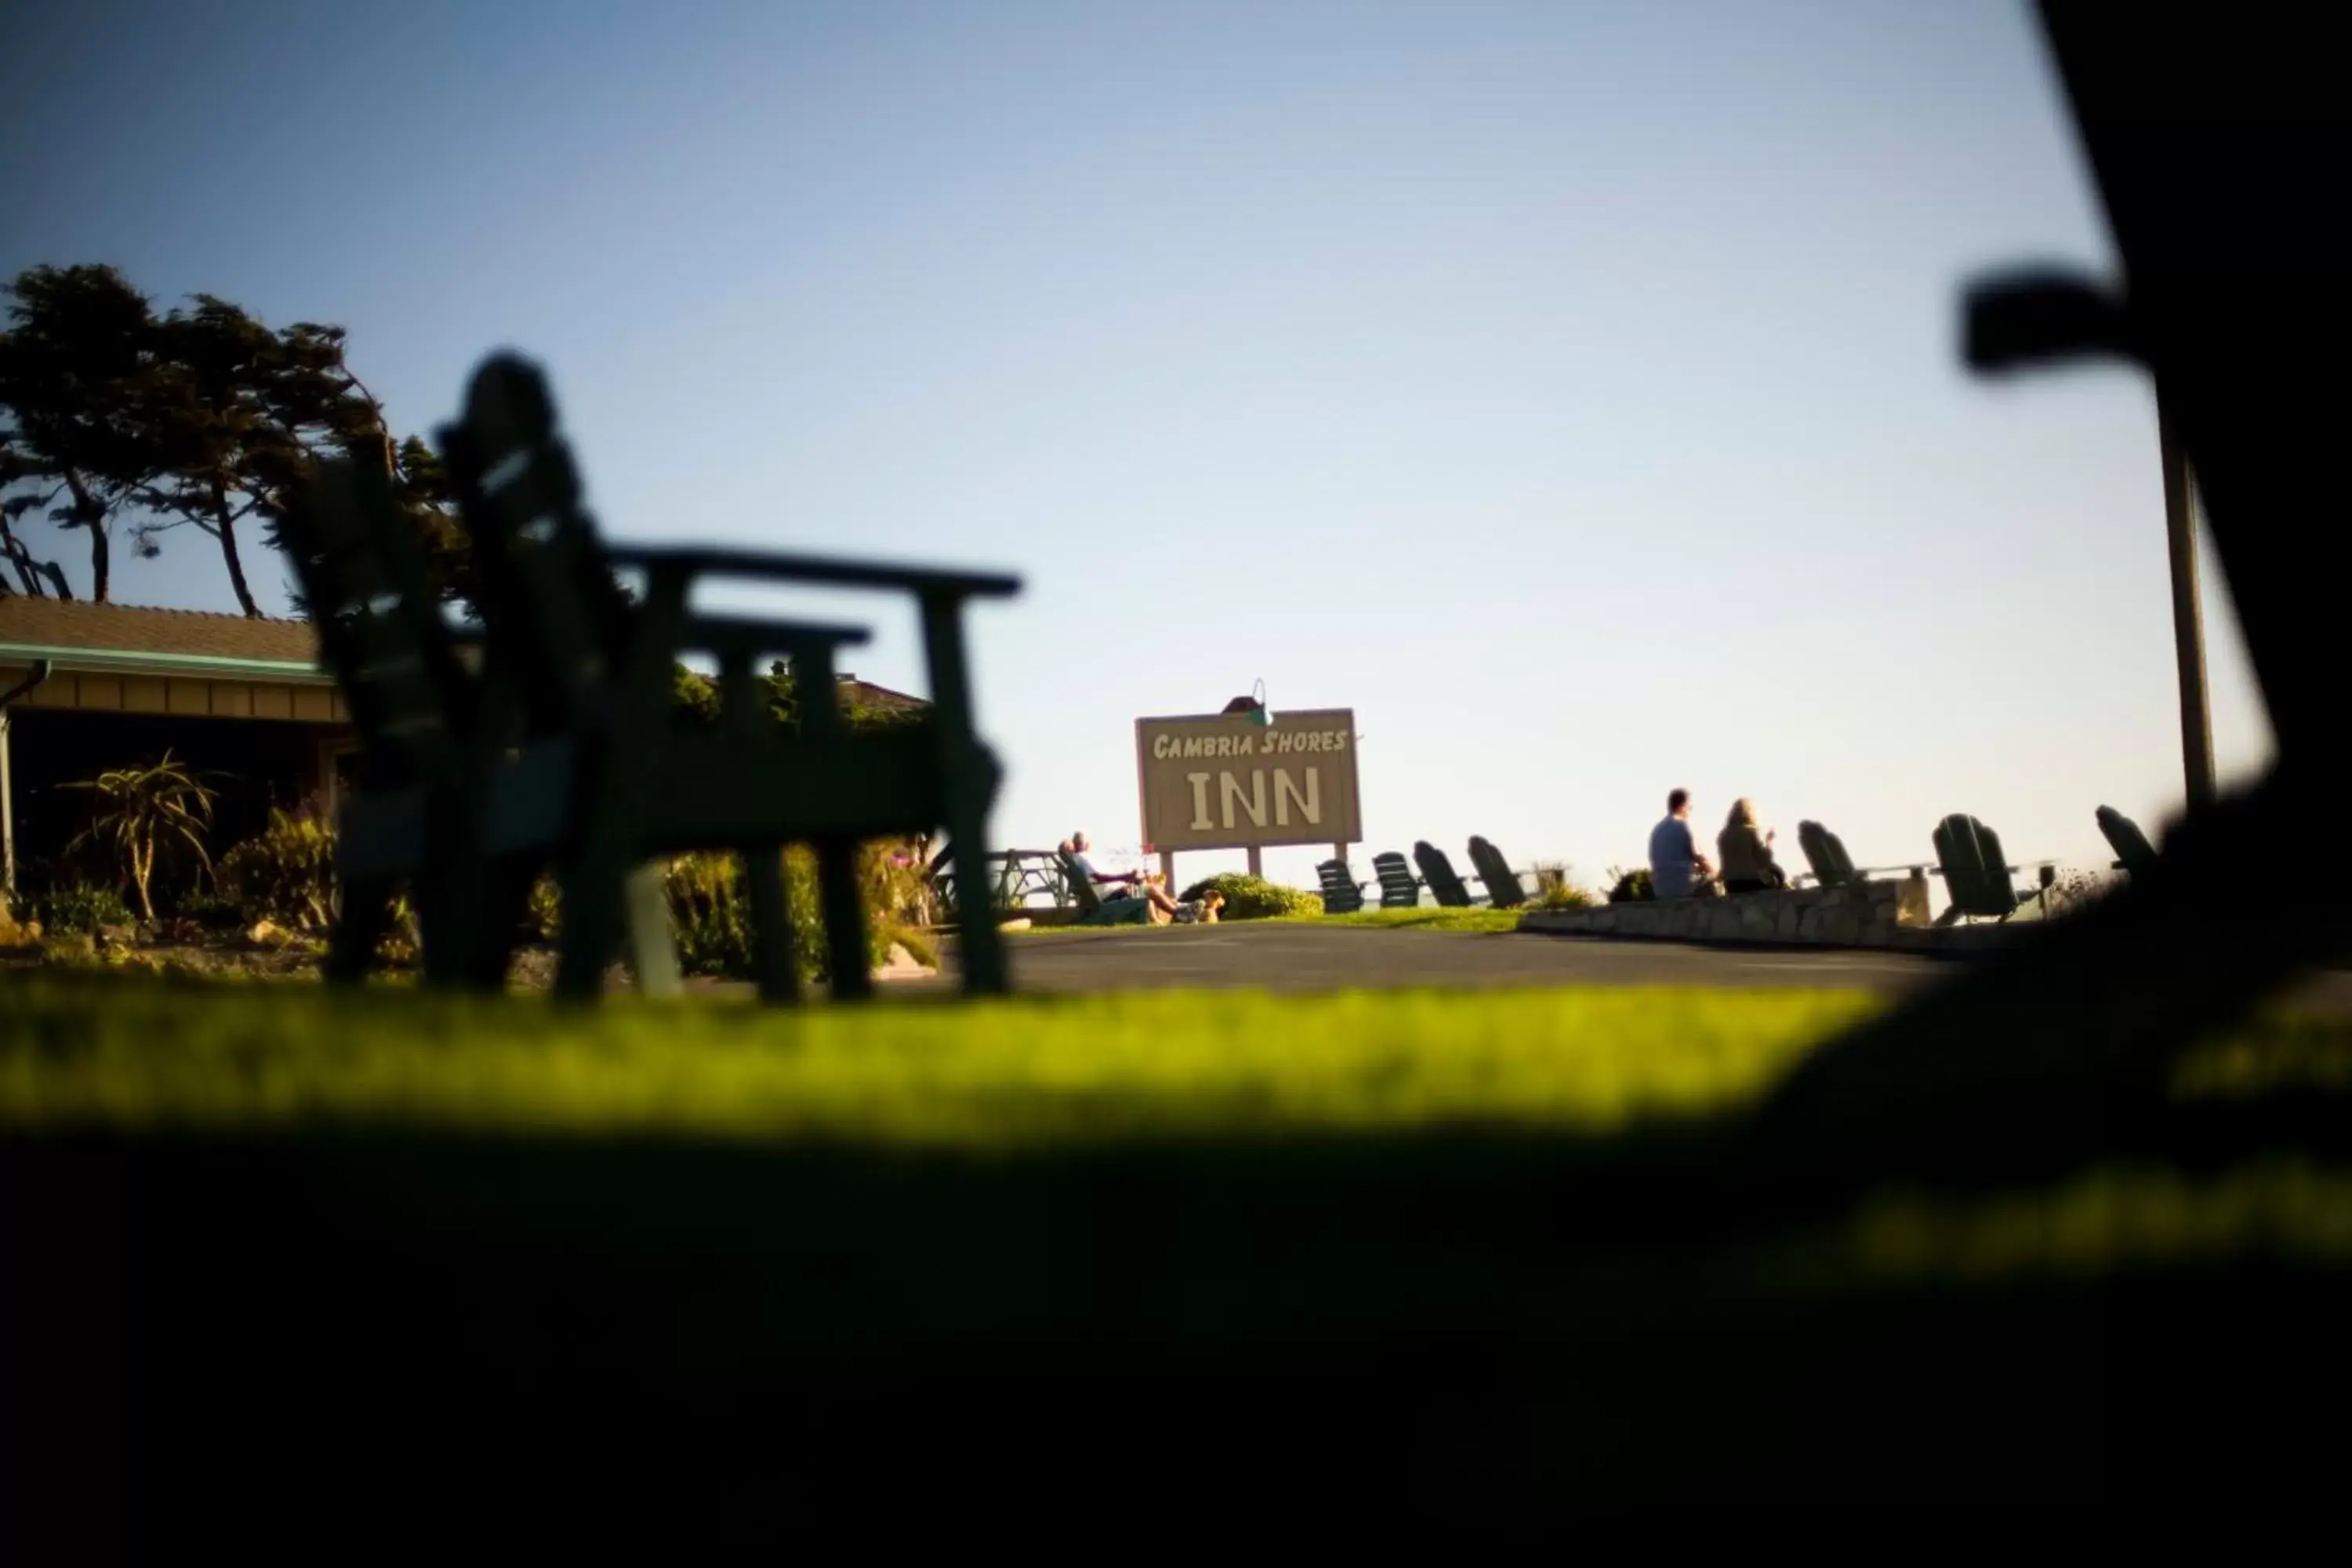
[
  {"x1": 9, "y1": 967, "x2": 2352, "y2": 1279},
  {"x1": 9, "y1": 966, "x2": 2350, "y2": 1512},
  {"x1": 1, "y1": 969, "x2": 1874, "y2": 1149}
]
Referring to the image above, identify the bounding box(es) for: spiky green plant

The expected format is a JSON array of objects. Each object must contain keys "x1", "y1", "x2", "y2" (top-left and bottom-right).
[{"x1": 61, "y1": 750, "x2": 219, "y2": 923}]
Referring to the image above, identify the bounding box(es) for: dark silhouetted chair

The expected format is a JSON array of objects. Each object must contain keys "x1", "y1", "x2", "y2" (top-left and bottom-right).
[
  {"x1": 1931, "y1": 813, "x2": 2056, "y2": 924},
  {"x1": 2096, "y1": 805, "x2": 2161, "y2": 877},
  {"x1": 1371, "y1": 851, "x2": 1421, "y2": 909},
  {"x1": 1414, "y1": 841, "x2": 1477, "y2": 907},
  {"x1": 283, "y1": 456, "x2": 759, "y2": 996},
  {"x1": 1316, "y1": 858, "x2": 1368, "y2": 914},
  {"x1": 1466, "y1": 837, "x2": 1528, "y2": 908},
  {"x1": 436, "y1": 353, "x2": 1022, "y2": 999},
  {"x1": 1796, "y1": 821, "x2": 1858, "y2": 888}
]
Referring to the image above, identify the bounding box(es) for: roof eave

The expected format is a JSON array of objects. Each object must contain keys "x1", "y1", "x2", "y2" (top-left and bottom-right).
[{"x1": 0, "y1": 641, "x2": 336, "y2": 685}]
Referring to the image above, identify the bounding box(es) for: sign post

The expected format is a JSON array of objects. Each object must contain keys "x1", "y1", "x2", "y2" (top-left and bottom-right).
[{"x1": 1134, "y1": 707, "x2": 1362, "y2": 889}]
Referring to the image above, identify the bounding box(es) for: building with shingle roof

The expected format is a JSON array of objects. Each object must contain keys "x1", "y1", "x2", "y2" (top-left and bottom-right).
[
  {"x1": 1, "y1": 597, "x2": 354, "y2": 900},
  {"x1": 1, "y1": 596, "x2": 933, "y2": 902}
]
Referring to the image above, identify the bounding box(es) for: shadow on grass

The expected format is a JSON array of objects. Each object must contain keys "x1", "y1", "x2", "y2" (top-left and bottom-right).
[{"x1": 6, "y1": 967, "x2": 2352, "y2": 1533}]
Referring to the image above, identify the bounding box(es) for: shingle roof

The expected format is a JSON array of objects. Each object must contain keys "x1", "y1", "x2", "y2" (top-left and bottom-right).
[
  {"x1": 0, "y1": 596, "x2": 322, "y2": 667},
  {"x1": 0, "y1": 598, "x2": 940, "y2": 707},
  {"x1": 837, "y1": 675, "x2": 928, "y2": 715}
]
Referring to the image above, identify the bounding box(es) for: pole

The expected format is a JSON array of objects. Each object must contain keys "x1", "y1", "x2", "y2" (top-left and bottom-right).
[
  {"x1": 1, "y1": 707, "x2": 14, "y2": 901},
  {"x1": 1246, "y1": 846, "x2": 1262, "y2": 879},
  {"x1": 2158, "y1": 395, "x2": 2218, "y2": 815},
  {"x1": 1160, "y1": 849, "x2": 1176, "y2": 890}
]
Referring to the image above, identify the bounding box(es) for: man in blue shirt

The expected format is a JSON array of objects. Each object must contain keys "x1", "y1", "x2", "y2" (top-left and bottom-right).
[{"x1": 1647, "y1": 788, "x2": 1716, "y2": 899}]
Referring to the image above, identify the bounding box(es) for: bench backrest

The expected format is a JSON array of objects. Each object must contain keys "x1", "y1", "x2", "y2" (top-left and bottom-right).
[
  {"x1": 1371, "y1": 851, "x2": 1420, "y2": 909},
  {"x1": 1933, "y1": 813, "x2": 2021, "y2": 918},
  {"x1": 1797, "y1": 820, "x2": 1857, "y2": 887},
  {"x1": 1414, "y1": 841, "x2": 1475, "y2": 907},
  {"x1": 1466, "y1": 837, "x2": 1525, "y2": 908},
  {"x1": 278, "y1": 459, "x2": 478, "y2": 793},
  {"x1": 2096, "y1": 804, "x2": 2160, "y2": 876},
  {"x1": 436, "y1": 354, "x2": 637, "y2": 737},
  {"x1": 1316, "y1": 859, "x2": 1364, "y2": 914}
]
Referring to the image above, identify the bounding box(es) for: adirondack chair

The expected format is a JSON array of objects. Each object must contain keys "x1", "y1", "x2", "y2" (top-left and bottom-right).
[
  {"x1": 1057, "y1": 848, "x2": 1156, "y2": 925},
  {"x1": 1793, "y1": 820, "x2": 1933, "y2": 891},
  {"x1": 1370, "y1": 851, "x2": 1421, "y2": 909},
  {"x1": 1931, "y1": 813, "x2": 2056, "y2": 924},
  {"x1": 282, "y1": 457, "x2": 873, "y2": 998},
  {"x1": 277, "y1": 459, "x2": 516, "y2": 989},
  {"x1": 2096, "y1": 805, "x2": 2161, "y2": 877},
  {"x1": 1465, "y1": 836, "x2": 1527, "y2": 908},
  {"x1": 1413, "y1": 841, "x2": 1477, "y2": 907},
  {"x1": 1796, "y1": 821, "x2": 1859, "y2": 888},
  {"x1": 437, "y1": 353, "x2": 1022, "y2": 1000},
  {"x1": 1316, "y1": 858, "x2": 1368, "y2": 914},
  {"x1": 1058, "y1": 848, "x2": 1105, "y2": 917}
]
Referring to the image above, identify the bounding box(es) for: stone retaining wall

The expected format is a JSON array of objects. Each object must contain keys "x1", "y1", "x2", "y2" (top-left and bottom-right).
[{"x1": 1518, "y1": 874, "x2": 2004, "y2": 953}]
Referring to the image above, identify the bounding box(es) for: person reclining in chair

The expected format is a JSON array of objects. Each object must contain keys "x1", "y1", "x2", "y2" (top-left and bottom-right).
[
  {"x1": 1716, "y1": 798, "x2": 1789, "y2": 894},
  {"x1": 1069, "y1": 831, "x2": 1185, "y2": 923}
]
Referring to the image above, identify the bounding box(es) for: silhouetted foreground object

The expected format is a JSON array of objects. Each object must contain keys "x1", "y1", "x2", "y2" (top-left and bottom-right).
[
  {"x1": 289, "y1": 354, "x2": 1022, "y2": 999},
  {"x1": 1466, "y1": 835, "x2": 1527, "y2": 908},
  {"x1": 1371, "y1": 850, "x2": 1421, "y2": 909},
  {"x1": 434, "y1": 354, "x2": 1022, "y2": 999},
  {"x1": 288, "y1": 446, "x2": 877, "y2": 996},
  {"x1": 278, "y1": 462, "x2": 504, "y2": 987},
  {"x1": 2096, "y1": 804, "x2": 2160, "y2": 877},
  {"x1": 1766, "y1": 0, "x2": 2352, "y2": 1149},
  {"x1": 1413, "y1": 840, "x2": 1476, "y2": 907},
  {"x1": 1929, "y1": 813, "x2": 2053, "y2": 924},
  {"x1": 1316, "y1": 856, "x2": 1367, "y2": 913}
]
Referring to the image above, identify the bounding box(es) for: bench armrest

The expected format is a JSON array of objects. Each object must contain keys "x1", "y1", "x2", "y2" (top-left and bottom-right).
[
  {"x1": 608, "y1": 543, "x2": 1021, "y2": 600},
  {"x1": 676, "y1": 613, "x2": 871, "y2": 659}
]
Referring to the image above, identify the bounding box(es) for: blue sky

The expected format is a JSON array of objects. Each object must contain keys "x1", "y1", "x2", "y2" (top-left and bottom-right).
[{"x1": 3, "y1": 0, "x2": 2272, "y2": 892}]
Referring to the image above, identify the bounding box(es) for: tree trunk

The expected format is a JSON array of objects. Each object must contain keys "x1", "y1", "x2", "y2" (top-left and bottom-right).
[
  {"x1": 1, "y1": 516, "x2": 53, "y2": 597},
  {"x1": 211, "y1": 479, "x2": 263, "y2": 619},
  {"x1": 133, "y1": 838, "x2": 155, "y2": 924},
  {"x1": 62, "y1": 470, "x2": 109, "y2": 603}
]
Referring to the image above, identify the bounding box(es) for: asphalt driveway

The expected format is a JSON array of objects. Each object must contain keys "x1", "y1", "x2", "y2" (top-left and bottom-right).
[{"x1": 909, "y1": 922, "x2": 2352, "y2": 1014}]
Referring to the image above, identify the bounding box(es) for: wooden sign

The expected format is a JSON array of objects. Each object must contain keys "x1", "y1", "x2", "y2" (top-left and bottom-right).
[{"x1": 1134, "y1": 707, "x2": 1361, "y2": 854}]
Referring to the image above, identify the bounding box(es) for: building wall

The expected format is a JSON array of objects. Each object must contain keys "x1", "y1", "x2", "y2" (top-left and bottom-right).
[{"x1": 1, "y1": 666, "x2": 347, "y2": 724}]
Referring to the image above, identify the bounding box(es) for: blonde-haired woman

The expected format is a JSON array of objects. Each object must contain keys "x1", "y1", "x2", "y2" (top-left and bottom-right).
[{"x1": 1718, "y1": 798, "x2": 1788, "y2": 895}]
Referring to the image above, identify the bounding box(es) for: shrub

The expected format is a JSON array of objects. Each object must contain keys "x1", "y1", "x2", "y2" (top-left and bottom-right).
[
  {"x1": 178, "y1": 891, "x2": 249, "y2": 931},
  {"x1": 216, "y1": 811, "x2": 339, "y2": 932},
  {"x1": 1176, "y1": 873, "x2": 1323, "y2": 920},
  {"x1": 1526, "y1": 860, "x2": 1595, "y2": 909},
  {"x1": 1606, "y1": 866, "x2": 1654, "y2": 904},
  {"x1": 662, "y1": 848, "x2": 894, "y2": 983},
  {"x1": 2044, "y1": 868, "x2": 2112, "y2": 920},
  {"x1": 35, "y1": 881, "x2": 134, "y2": 934},
  {"x1": 524, "y1": 874, "x2": 564, "y2": 942}
]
